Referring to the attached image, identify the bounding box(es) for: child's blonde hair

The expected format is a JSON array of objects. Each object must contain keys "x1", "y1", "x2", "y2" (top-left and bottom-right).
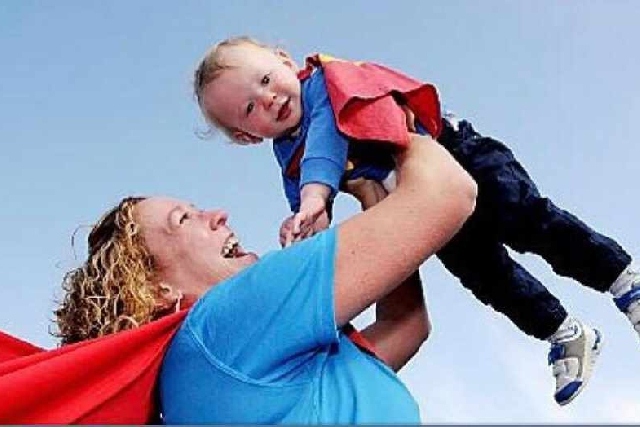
[{"x1": 193, "y1": 36, "x2": 270, "y2": 141}]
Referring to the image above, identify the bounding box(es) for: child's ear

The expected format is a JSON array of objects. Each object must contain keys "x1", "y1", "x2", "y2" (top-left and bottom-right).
[
  {"x1": 275, "y1": 49, "x2": 296, "y2": 70},
  {"x1": 233, "y1": 130, "x2": 263, "y2": 144}
]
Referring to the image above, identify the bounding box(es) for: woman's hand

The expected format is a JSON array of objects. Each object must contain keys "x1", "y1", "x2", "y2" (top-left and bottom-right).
[{"x1": 343, "y1": 177, "x2": 389, "y2": 210}]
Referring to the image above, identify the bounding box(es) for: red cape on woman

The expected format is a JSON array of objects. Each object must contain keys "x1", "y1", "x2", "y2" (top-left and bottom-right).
[
  {"x1": 0, "y1": 310, "x2": 186, "y2": 424},
  {"x1": 0, "y1": 310, "x2": 375, "y2": 424}
]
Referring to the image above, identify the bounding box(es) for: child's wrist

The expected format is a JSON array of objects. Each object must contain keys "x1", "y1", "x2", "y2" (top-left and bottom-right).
[
  {"x1": 300, "y1": 183, "x2": 332, "y2": 202},
  {"x1": 303, "y1": 193, "x2": 328, "y2": 202},
  {"x1": 301, "y1": 194, "x2": 327, "y2": 212}
]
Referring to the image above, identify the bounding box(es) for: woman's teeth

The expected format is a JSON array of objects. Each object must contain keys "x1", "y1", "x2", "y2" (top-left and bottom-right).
[{"x1": 222, "y1": 236, "x2": 239, "y2": 258}]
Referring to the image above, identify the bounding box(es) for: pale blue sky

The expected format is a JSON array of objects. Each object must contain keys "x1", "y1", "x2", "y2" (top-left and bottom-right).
[{"x1": 1, "y1": 1, "x2": 639, "y2": 423}]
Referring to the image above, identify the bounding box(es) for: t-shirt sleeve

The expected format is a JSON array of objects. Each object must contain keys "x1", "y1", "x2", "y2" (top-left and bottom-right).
[
  {"x1": 300, "y1": 71, "x2": 349, "y2": 196},
  {"x1": 184, "y1": 227, "x2": 338, "y2": 382}
]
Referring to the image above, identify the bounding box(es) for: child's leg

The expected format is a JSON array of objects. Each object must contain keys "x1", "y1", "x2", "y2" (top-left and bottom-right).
[
  {"x1": 437, "y1": 118, "x2": 631, "y2": 293},
  {"x1": 438, "y1": 116, "x2": 639, "y2": 346},
  {"x1": 436, "y1": 217, "x2": 567, "y2": 340},
  {"x1": 437, "y1": 215, "x2": 603, "y2": 405}
]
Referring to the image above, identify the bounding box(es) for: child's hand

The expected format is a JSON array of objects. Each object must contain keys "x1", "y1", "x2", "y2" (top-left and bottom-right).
[
  {"x1": 279, "y1": 214, "x2": 295, "y2": 247},
  {"x1": 290, "y1": 195, "x2": 326, "y2": 244},
  {"x1": 282, "y1": 183, "x2": 332, "y2": 246},
  {"x1": 279, "y1": 207, "x2": 331, "y2": 247}
]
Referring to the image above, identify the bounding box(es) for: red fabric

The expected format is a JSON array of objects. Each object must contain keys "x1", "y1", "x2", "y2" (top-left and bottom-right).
[
  {"x1": 343, "y1": 323, "x2": 377, "y2": 357},
  {"x1": 0, "y1": 331, "x2": 41, "y2": 362},
  {"x1": 302, "y1": 54, "x2": 442, "y2": 146},
  {"x1": 284, "y1": 140, "x2": 307, "y2": 178},
  {"x1": 0, "y1": 309, "x2": 375, "y2": 424},
  {"x1": 0, "y1": 310, "x2": 186, "y2": 424}
]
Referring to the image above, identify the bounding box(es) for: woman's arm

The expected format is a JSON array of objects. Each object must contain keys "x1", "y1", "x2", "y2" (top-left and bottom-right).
[
  {"x1": 361, "y1": 271, "x2": 429, "y2": 372},
  {"x1": 334, "y1": 133, "x2": 477, "y2": 327},
  {"x1": 343, "y1": 177, "x2": 430, "y2": 372}
]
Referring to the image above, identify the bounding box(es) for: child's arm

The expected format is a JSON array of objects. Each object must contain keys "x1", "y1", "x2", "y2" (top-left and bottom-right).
[
  {"x1": 282, "y1": 91, "x2": 419, "y2": 244},
  {"x1": 277, "y1": 175, "x2": 333, "y2": 246},
  {"x1": 279, "y1": 69, "x2": 348, "y2": 246},
  {"x1": 290, "y1": 183, "x2": 331, "y2": 243}
]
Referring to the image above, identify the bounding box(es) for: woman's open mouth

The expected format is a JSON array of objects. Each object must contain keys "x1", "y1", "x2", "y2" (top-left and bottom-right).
[{"x1": 222, "y1": 235, "x2": 241, "y2": 258}]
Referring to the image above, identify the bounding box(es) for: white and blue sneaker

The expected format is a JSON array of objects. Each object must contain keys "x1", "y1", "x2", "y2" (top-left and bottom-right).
[
  {"x1": 610, "y1": 265, "x2": 640, "y2": 337},
  {"x1": 548, "y1": 323, "x2": 603, "y2": 405},
  {"x1": 613, "y1": 283, "x2": 640, "y2": 336}
]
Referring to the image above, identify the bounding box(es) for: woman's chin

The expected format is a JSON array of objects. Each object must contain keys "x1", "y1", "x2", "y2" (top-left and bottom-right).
[{"x1": 233, "y1": 252, "x2": 259, "y2": 269}]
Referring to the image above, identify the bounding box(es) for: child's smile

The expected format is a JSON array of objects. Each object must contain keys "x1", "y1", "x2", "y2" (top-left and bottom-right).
[{"x1": 200, "y1": 43, "x2": 302, "y2": 143}]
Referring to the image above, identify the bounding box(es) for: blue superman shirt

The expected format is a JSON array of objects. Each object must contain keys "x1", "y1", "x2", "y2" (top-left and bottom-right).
[{"x1": 273, "y1": 68, "x2": 421, "y2": 213}]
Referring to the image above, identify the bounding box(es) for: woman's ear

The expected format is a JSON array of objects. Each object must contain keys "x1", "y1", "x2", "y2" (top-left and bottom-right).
[
  {"x1": 232, "y1": 130, "x2": 263, "y2": 144},
  {"x1": 157, "y1": 283, "x2": 183, "y2": 313}
]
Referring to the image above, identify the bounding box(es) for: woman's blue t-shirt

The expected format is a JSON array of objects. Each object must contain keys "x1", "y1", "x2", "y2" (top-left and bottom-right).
[{"x1": 159, "y1": 228, "x2": 420, "y2": 424}]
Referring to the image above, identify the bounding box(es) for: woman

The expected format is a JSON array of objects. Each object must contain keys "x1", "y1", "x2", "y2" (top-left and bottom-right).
[{"x1": 55, "y1": 133, "x2": 476, "y2": 423}]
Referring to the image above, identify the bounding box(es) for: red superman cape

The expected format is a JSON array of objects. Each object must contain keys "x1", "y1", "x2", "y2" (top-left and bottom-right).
[
  {"x1": 300, "y1": 54, "x2": 443, "y2": 146},
  {"x1": 0, "y1": 310, "x2": 187, "y2": 424},
  {"x1": 0, "y1": 309, "x2": 376, "y2": 424}
]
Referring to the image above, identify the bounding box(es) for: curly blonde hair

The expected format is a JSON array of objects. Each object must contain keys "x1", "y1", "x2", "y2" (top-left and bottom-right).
[
  {"x1": 193, "y1": 35, "x2": 271, "y2": 140},
  {"x1": 54, "y1": 197, "x2": 173, "y2": 345}
]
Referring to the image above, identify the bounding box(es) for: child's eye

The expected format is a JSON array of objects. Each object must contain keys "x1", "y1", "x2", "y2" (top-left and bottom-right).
[
  {"x1": 261, "y1": 74, "x2": 270, "y2": 85},
  {"x1": 246, "y1": 102, "x2": 254, "y2": 115}
]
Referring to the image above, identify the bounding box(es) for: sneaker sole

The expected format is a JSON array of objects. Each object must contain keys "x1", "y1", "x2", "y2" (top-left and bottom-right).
[{"x1": 556, "y1": 328, "x2": 603, "y2": 406}]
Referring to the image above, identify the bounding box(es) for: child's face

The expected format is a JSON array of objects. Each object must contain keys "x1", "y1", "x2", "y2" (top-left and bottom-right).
[{"x1": 201, "y1": 44, "x2": 302, "y2": 143}]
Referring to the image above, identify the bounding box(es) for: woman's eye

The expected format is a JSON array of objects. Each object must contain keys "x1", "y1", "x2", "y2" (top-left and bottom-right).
[
  {"x1": 179, "y1": 213, "x2": 190, "y2": 224},
  {"x1": 246, "y1": 102, "x2": 254, "y2": 115},
  {"x1": 261, "y1": 74, "x2": 270, "y2": 85}
]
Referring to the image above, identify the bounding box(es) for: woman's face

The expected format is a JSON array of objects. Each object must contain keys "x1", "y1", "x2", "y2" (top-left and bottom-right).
[{"x1": 134, "y1": 197, "x2": 258, "y2": 298}]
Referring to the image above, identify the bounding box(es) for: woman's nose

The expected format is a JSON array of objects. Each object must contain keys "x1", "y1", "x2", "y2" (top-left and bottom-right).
[{"x1": 207, "y1": 209, "x2": 228, "y2": 229}]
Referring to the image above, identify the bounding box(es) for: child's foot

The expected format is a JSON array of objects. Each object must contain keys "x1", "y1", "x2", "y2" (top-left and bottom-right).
[
  {"x1": 548, "y1": 324, "x2": 603, "y2": 405},
  {"x1": 613, "y1": 283, "x2": 640, "y2": 337}
]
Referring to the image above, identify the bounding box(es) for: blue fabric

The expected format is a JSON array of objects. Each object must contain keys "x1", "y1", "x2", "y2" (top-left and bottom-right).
[
  {"x1": 614, "y1": 286, "x2": 640, "y2": 311},
  {"x1": 273, "y1": 69, "x2": 349, "y2": 212},
  {"x1": 436, "y1": 119, "x2": 631, "y2": 339},
  {"x1": 159, "y1": 228, "x2": 420, "y2": 424},
  {"x1": 272, "y1": 69, "x2": 437, "y2": 213}
]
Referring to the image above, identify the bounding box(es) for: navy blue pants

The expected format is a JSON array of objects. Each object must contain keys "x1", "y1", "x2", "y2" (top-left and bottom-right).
[{"x1": 435, "y1": 119, "x2": 631, "y2": 340}]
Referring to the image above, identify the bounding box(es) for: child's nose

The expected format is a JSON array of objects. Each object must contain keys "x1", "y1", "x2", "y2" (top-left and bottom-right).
[{"x1": 259, "y1": 91, "x2": 276, "y2": 109}]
